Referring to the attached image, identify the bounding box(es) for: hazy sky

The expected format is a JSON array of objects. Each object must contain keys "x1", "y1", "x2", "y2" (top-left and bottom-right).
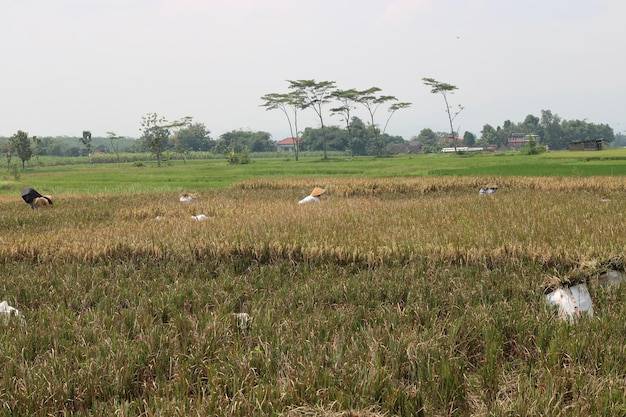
[{"x1": 2, "y1": 0, "x2": 624, "y2": 140}]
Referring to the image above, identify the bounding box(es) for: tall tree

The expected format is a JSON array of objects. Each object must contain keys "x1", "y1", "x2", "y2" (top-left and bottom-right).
[
  {"x1": 416, "y1": 128, "x2": 441, "y2": 153},
  {"x1": 260, "y1": 91, "x2": 305, "y2": 161},
  {"x1": 171, "y1": 122, "x2": 212, "y2": 162},
  {"x1": 0, "y1": 142, "x2": 12, "y2": 169},
  {"x1": 382, "y1": 102, "x2": 412, "y2": 136},
  {"x1": 80, "y1": 131, "x2": 92, "y2": 156},
  {"x1": 106, "y1": 131, "x2": 123, "y2": 163},
  {"x1": 595, "y1": 123, "x2": 615, "y2": 144},
  {"x1": 356, "y1": 87, "x2": 398, "y2": 157},
  {"x1": 32, "y1": 136, "x2": 43, "y2": 165},
  {"x1": 288, "y1": 79, "x2": 336, "y2": 160},
  {"x1": 463, "y1": 131, "x2": 476, "y2": 146},
  {"x1": 522, "y1": 114, "x2": 541, "y2": 135},
  {"x1": 347, "y1": 117, "x2": 371, "y2": 156},
  {"x1": 171, "y1": 132, "x2": 189, "y2": 164},
  {"x1": 479, "y1": 124, "x2": 497, "y2": 145},
  {"x1": 140, "y1": 113, "x2": 190, "y2": 166},
  {"x1": 422, "y1": 78, "x2": 464, "y2": 151},
  {"x1": 9, "y1": 130, "x2": 32, "y2": 169},
  {"x1": 539, "y1": 110, "x2": 563, "y2": 150},
  {"x1": 330, "y1": 88, "x2": 360, "y2": 157},
  {"x1": 300, "y1": 125, "x2": 348, "y2": 153},
  {"x1": 214, "y1": 130, "x2": 273, "y2": 154}
]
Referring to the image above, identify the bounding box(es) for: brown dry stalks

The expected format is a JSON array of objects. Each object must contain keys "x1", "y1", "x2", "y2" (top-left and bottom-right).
[
  {"x1": 1, "y1": 177, "x2": 624, "y2": 271},
  {"x1": 232, "y1": 176, "x2": 626, "y2": 196}
]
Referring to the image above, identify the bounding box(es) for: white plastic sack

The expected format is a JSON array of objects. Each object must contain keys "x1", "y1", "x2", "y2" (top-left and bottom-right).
[
  {"x1": 0, "y1": 301, "x2": 20, "y2": 320},
  {"x1": 233, "y1": 312, "x2": 252, "y2": 330},
  {"x1": 191, "y1": 214, "x2": 208, "y2": 221},
  {"x1": 598, "y1": 270, "x2": 626, "y2": 286},
  {"x1": 545, "y1": 283, "x2": 594, "y2": 322}
]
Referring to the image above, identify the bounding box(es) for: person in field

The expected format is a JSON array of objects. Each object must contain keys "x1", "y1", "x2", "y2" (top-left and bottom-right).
[
  {"x1": 298, "y1": 187, "x2": 325, "y2": 204},
  {"x1": 21, "y1": 188, "x2": 53, "y2": 209},
  {"x1": 486, "y1": 185, "x2": 498, "y2": 195},
  {"x1": 179, "y1": 192, "x2": 196, "y2": 203},
  {"x1": 479, "y1": 185, "x2": 497, "y2": 196}
]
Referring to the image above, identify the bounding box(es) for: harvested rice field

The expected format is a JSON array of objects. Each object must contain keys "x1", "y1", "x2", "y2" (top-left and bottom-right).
[{"x1": 1, "y1": 176, "x2": 625, "y2": 416}]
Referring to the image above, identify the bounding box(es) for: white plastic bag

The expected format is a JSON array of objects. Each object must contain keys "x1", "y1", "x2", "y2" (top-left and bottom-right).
[
  {"x1": 598, "y1": 270, "x2": 626, "y2": 286},
  {"x1": 0, "y1": 301, "x2": 20, "y2": 321},
  {"x1": 233, "y1": 312, "x2": 252, "y2": 330},
  {"x1": 545, "y1": 283, "x2": 594, "y2": 322}
]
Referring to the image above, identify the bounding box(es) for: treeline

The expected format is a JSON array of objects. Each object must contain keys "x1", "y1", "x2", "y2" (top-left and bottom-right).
[
  {"x1": 132, "y1": 118, "x2": 404, "y2": 159},
  {"x1": 412, "y1": 110, "x2": 617, "y2": 153},
  {"x1": 478, "y1": 110, "x2": 615, "y2": 150},
  {"x1": 0, "y1": 118, "x2": 404, "y2": 163},
  {"x1": 0, "y1": 110, "x2": 620, "y2": 166},
  {"x1": 0, "y1": 135, "x2": 137, "y2": 157},
  {"x1": 0, "y1": 127, "x2": 273, "y2": 159}
]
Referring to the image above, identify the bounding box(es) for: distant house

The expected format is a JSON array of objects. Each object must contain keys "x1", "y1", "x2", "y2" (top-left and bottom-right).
[
  {"x1": 407, "y1": 141, "x2": 423, "y2": 154},
  {"x1": 569, "y1": 139, "x2": 603, "y2": 151},
  {"x1": 387, "y1": 143, "x2": 409, "y2": 154},
  {"x1": 387, "y1": 141, "x2": 423, "y2": 155},
  {"x1": 276, "y1": 137, "x2": 297, "y2": 152},
  {"x1": 439, "y1": 133, "x2": 463, "y2": 145},
  {"x1": 508, "y1": 133, "x2": 540, "y2": 149}
]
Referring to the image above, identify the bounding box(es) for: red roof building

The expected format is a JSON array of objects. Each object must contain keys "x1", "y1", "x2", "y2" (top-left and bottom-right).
[
  {"x1": 508, "y1": 133, "x2": 540, "y2": 149},
  {"x1": 276, "y1": 137, "x2": 297, "y2": 152}
]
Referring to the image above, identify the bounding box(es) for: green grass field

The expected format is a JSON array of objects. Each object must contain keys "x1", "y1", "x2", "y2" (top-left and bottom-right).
[
  {"x1": 0, "y1": 151, "x2": 625, "y2": 416},
  {"x1": 2, "y1": 148, "x2": 626, "y2": 197}
]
